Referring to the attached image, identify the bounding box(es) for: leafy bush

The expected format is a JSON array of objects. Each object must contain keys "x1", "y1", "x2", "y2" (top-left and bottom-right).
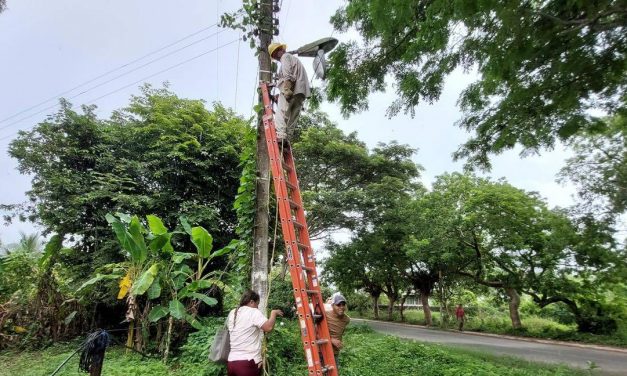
[
  {"x1": 343, "y1": 291, "x2": 371, "y2": 316},
  {"x1": 267, "y1": 276, "x2": 299, "y2": 319},
  {"x1": 177, "y1": 318, "x2": 226, "y2": 376}
]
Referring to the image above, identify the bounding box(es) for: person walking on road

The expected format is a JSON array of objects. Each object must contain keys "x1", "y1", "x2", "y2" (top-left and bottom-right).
[
  {"x1": 268, "y1": 42, "x2": 311, "y2": 145},
  {"x1": 456, "y1": 304, "x2": 465, "y2": 331},
  {"x1": 227, "y1": 290, "x2": 284, "y2": 376}
]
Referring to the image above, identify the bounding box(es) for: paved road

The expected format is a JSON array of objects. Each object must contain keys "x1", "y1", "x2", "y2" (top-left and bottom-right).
[{"x1": 354, "y1": 319, "x2": 627, "y2": 375}]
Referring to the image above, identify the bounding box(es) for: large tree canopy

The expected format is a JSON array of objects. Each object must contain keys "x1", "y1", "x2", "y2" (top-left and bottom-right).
[
  {"x1": 559, "y1": 113, "x2": 627, "y2": 219},
  {"x1": 327, "y1": 0, "x2": 627, "y2": 168},
  {"x1": 6, "y1": 86, "x2": 249, "y2": 273},
  {"x1": 410, "y1": 172, "x2": 621, "y2": 332},
  {"x1": 293, "y1": 109, "x2": 422, "y2": 238}
]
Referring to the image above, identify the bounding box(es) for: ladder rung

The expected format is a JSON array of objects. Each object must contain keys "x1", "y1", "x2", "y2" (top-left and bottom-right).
[
  {"x1": 315, "y1": 339, "x2": 329, "y2": 345},
  {"x1": 282, "y1": 163, "x2": 292, "y2": 173},
  {"x1": 322, "y1": 366, "x2": 335, "y2": 373},
  {"x1": 297, "y1": 242, "x2": 310, "y2": 250},
  {"x1": 288, "y1": 199, "x2": 301, "y2": 210},
  {"x1": 293, "y1": 220, "x2": 305, "y2": 229},
  {"x1": 312, "y1": 314, "x2": 322, "y2": 322},
  {"x1": 306, "y1": 289, "x2": 320, "y2": 295},
  {"x1": 301, "y1": 264, "x2": 314, "y2": 272},
  {"x1": 285, "y1": 180, "x2": 297, "y2": 190}
]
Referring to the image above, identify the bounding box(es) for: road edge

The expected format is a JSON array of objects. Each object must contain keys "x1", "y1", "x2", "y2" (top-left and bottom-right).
[{"x1": 352, "y1": 318, "x2": 627, "y2": 354}]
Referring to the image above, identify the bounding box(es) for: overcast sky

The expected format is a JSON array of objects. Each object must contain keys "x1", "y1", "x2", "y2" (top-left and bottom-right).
[{"x1": 0, "y1": 0, "x2": 576, "y2": 245}]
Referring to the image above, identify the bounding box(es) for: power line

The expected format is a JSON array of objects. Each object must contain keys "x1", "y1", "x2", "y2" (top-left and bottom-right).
[
  {"x1": 250, "y1": 67, "x2": 260, "y2": 118},
  {"x1": 0, "y1": 38, "x2": 240, "y2": 142},
  {"x1": 282, "y1": 0, "x2": 292, "y2": 35},
  {"x1": 0, "y1": 29, "x2": 228, "y2": 134},
  {"x1": 0, "y1": 23, "x2": 219, "y2": 125},
  {"x1": 235, "y1": 32, "x2": 242, "y2": 112}
]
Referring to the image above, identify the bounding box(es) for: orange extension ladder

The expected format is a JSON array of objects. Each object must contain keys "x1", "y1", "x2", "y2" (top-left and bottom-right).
[{"x1": 259, "y1": 81, "x2": 338, "y2": 376}]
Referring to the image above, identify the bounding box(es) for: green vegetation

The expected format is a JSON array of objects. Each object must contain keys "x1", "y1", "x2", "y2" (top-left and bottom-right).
[
  {"x1": 327, "y1": 0, "x2": 627, "y2": 169},
  {"x1": 0, "y1": 324, "x2": 585, "y2": 376},
  {"x1": 353, "y1": 310, "x2": 627, "y2": 348},
  {"x1": 1, "y1": 1, "x2": 626, "y2": 372}
]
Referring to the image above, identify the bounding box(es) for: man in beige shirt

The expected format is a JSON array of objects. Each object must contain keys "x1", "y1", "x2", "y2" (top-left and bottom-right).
[
  {"x1": 325, "y1": 293, "x2": 350, "y2": 366},
  {"x1": 268, "y1": 42, "x2": 311, "y2": 144}
]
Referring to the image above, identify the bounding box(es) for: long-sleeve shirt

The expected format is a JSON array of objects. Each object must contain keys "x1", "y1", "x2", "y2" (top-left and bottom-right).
[{"x1": 277, "y1": 52, "x2": 311, "y2": 98}]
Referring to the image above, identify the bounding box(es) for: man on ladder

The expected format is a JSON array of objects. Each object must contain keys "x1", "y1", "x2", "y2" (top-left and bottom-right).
[
  {"x1": 258, "y1": 50, "x2": 338, "y2": 374},
  {"x1": 268, "y1": 42, "x2": 311, "y2": 145}
]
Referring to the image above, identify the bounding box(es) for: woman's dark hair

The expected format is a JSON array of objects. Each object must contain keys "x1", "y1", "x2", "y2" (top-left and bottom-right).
[
  {"x1": 239, "y1": 290, "x2": 260, "y2": 307},
  {"x1": 233, "y1": 290, "x2": 260, "y2": 328}
]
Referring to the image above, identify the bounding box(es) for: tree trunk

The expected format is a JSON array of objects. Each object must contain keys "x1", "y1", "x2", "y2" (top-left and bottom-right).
[
  {"x1": 421, "y1": 292, "x2": 432, "y2": 326},
  {"x1": 387, "y1": 298, "x2": 395, "y2": 321},
  {"x1": 156, "y1": 320, "x2": 163, "y2": 350},
  {"x1": 251, "y1": 0, "x2": 274, "y2": 314},
  {"x1": 399, "y1": 290, "x2": 411, "y2": 322},
  {"x1": 505, "y1": 288, "x2": 522, "y2": 329},
  {"x1": 163, "y1": 316, "x2": 174, "y2": 363},
  {"x1": 372, "y1": 294, "x2": 380, "y2": 320},
  {"x1": 126, "y1": 321, "x2": 134, "y2": 355},
  {"x1": 399, "y1": 297, "x2": 406, "y2": 322}
]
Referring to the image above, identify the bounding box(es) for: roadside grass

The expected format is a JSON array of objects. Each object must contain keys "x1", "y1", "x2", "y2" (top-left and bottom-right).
[
  {"x1": 0, "y1": 323, "x2": 587, "y2": 376},
  {"x1": 353, "y1": 309, "x2": 627, "y2": 348}
]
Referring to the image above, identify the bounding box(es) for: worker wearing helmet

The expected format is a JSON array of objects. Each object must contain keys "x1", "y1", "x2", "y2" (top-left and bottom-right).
[{"x1": 268, "y1": 42, "x2": 311, "y2": 144}]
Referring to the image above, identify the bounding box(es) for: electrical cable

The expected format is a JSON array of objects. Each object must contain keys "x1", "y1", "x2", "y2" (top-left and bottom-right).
[
  {"x1": 0, "y1": 38, "x2": 240, "y2": 142},
  {"x1": 0, "y1": 23, "x2": 219, "y2": 125},
  {"x1": 234, "y1": 32, "x2": 242, "y2": 112},
  {"x1": 250, "y1": 68, "x2": 260, "y2": 118},
  {"x1": 281, "y1": 0, "x2": 292, "y2": 35},
  {"x1": 49, "y1": 341, "x2": 87, "y2": 376},
  {"x1": 0, "y1": 29, "x2": 228, "y2": 134}
]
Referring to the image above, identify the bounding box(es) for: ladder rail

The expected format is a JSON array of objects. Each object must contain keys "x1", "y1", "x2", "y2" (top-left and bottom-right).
[
  {"x1": 282, "y1": 151, "x2": 336, "y2": 351},
  {"x1": 259, "y1": 82, "x2": 338, "y2": 376}
]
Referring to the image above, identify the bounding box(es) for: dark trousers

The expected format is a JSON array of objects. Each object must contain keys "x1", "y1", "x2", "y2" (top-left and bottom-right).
[
  {"x1": 227, "y1": 359, "x2": 261, "y2": 376},
  {"x1": 457, "y1": 317, "x2": 464, "y2": 331}
]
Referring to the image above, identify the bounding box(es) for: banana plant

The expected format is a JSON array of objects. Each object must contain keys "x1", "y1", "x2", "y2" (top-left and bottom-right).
[
  {"x1": 146, "y1": 216, "x2": 239, "y2": 361},
  {"x1": 78, "y1": 213, "x2": 237, "y2": 358}
]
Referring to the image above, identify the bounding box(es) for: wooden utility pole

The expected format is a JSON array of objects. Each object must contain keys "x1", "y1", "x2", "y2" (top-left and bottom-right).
[{"x1": 252, "y1": 0, "x2": 275, "y2": 313}]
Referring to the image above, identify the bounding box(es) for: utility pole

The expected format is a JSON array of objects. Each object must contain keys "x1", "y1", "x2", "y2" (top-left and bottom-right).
[{"x1": 252, "y1": 0, "x2": 276, "y2": 313}]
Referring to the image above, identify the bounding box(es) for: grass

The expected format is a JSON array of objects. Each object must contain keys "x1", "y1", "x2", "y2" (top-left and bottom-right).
[
  {"x1": 352, "y1": 309, "x2": 627, "y2": 348},
  {"x1": 0, "y1": 323, "x2": 587, "y2": 376}
]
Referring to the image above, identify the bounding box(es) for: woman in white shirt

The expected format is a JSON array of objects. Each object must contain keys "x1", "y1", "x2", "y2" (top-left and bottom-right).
[{"x1": 227, "y1": 290, "x2": 283, "y2": 376}]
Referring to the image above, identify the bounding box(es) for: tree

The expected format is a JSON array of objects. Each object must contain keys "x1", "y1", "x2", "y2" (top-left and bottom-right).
[
  {"x1": 559, "y1": 114, "x2": 627, "y2": 220},
  {"x1": 327, "y1": 1, "x2": 627, "y2": 168},
  {"x1": 519, "y1": 214, "x2": 624, "y2": 334},
  {"x1": 6, "y1": 86, "x2": 249, "y2": 276},
  {"x1": 293, "y1": 110, "x2": 421, "y2": 238},
  {"x1": 424, "y1": 173, "x2": 552, "y2": 328},
  {"x1": 324, "y1": 240, "x2": 384, "y2": 319},
  {"x1": 402, "y1": 193, "x2": 463, "y2": 326},
  {"x1": 0, "y1": 1, "x2": 6, "y2": 13},
  {"x1": 424, "y1": 172, "x2": 621, "y2": 332},
  {"x1": 323, "y1": 145, "x2": 422, "y2": 320}
]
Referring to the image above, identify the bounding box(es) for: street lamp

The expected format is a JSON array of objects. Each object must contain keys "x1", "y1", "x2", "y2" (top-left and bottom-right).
[{"x1": 290, "y1": 37, "x2": 338, "y2": 80}]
